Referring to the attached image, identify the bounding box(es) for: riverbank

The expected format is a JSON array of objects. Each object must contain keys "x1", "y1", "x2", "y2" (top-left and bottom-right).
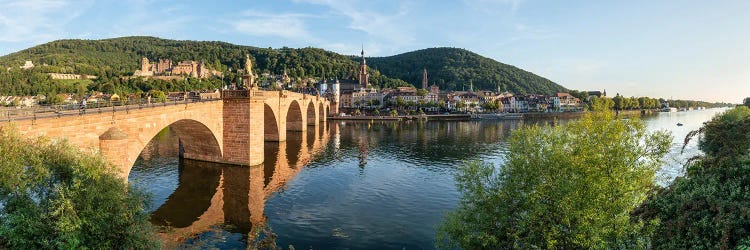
[
  {"x1": 522, "y1": 109, "x2": 659, "y2": 119},
  {"x1": 328, "y1": 110, "x2": 662, "y2": 122},
  {"x1": 328, "y1": 114, "x2": 471, "y2": 121}
]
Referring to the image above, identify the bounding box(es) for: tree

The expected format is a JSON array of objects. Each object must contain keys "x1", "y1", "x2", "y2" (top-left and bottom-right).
[
  {"x1": 437, "y1": 100, "x2": 447, "y2": 110},
  {"x1": 481, "y1": 101, "x2": 499, "y2": 112},
  {"x1": 0, "y1": 127, "x2": 160, "y2": 249},
  {"x1": 396, "y1": 97, "x2": 407, "y2": 110},
  {"x1": 589, "y1": 96, "x2": 614, "y2": 111},
  {"x1": 389, "y1": 110, "x2": 398, "y2": 117},
  {"x1": 149, "y1": 90, "x2": 167, "y2": 103},
  {"x1": 613, "y1": 94, "x2": 625, "y2": 110},
  {"x1": 417, "y1": 89, "x2": 428, "y2": 96},
  {"x1": 373, "y1": 109, "x2": 380, "y2": 116},
  {"x1": 634, "y1": 106, "x2": 750, "y2": 249},
  {"x1": 744, "y1": 97, "x2": 750, "y2": 108},
  {"x1": 456, "y1": 100, "x2": 466, "y2": 110},
  {"x1": 437, "y1": 109, "x2": 671, "y2": 249}
]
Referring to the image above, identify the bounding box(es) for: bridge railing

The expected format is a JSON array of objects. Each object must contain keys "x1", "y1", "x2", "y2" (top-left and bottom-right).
[{"x1": 0, "y1": 95, "x2": 221, "y2": 122}]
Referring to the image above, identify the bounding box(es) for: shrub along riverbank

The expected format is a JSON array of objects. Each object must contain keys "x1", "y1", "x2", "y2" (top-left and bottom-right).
[
  {"x1": 438, "y1": 106, "x2": 750, "y2": 249},
  {"x1": 0, "y1": 126, "x2": 159, "y2": 249}
]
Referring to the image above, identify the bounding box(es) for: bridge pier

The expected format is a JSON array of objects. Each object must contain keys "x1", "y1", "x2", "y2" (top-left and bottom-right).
[
  {"x1": 99, "y1": 127, "x2": 133, "y2": 179},
  {"x1": 222, "y1": 91, "x2": 264, "y2": 166}
]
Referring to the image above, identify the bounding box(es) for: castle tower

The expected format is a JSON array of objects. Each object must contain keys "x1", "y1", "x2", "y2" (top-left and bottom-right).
[
  {"x1": 358, "y1": 47, "x2": 369, "y2": 89},
  {"x1": 140, "y1": 57, "x2": 151, "y2": 72},
  {"x1": 422, "y1": 68, "x2": 428, "y2": 90},
  {"x1": 197, "y1": 61, "x2": 207, "y2": 78}
]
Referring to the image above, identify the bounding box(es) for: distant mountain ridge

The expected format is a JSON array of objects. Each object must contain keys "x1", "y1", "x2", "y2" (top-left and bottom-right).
[
  {"x1": 367, "y1": 47, "x2": 566, "y2": 94},
  {"x1": 0, "y1": 37, "x2": 565, "y2": 95}
]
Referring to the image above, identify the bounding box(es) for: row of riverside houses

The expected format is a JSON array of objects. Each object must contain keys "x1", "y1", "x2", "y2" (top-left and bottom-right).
[
  {"x1": 317, "y1": 80, "x2": 597, "y2": 115},
  {"x1": 313, "y1": 48, "x2": 605, "y2": 115}
]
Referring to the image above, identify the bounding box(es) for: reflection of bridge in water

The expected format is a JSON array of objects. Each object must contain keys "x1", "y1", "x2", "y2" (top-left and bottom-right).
[{"x1": 148, "y1": 124, "x2": 331, "y2": 247}]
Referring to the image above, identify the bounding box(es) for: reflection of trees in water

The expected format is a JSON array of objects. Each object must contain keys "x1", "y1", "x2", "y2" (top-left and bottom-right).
[{"x1": 142, "y1": 126, "x2": 331, "y2": 247}]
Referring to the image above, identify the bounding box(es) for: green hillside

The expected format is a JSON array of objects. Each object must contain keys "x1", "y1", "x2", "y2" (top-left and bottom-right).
[
  {"x1": 0, "y1": 37, "x2": 565, "y2": 97},
  {"x1": 0, "y1": 36, "x2": 409, "y2": 96},
  {"x1": 367, "y1": 47, "x2": 566, "y2": 94}
]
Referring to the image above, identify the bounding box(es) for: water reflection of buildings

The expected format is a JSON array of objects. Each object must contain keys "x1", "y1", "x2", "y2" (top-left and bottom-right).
[
  {"x1": 327, "y1": 120, "x2": 522, "y2": 164},
  {"x1": 145, "y1": 124, "x2": 331, "y2": 247}
]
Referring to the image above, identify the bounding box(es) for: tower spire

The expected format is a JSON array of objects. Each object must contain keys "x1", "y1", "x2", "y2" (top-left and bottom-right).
[{"x1": 358, "y1": 45, "x2": 369, "y2": 88}]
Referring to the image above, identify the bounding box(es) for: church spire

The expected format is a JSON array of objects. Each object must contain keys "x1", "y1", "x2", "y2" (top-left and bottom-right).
[
  {"x1": 360, "y1": 44, "x2": 366, "y2": 65},
  {"x1": 358, "y1": 46, "x2": 369, "y2": 89}
]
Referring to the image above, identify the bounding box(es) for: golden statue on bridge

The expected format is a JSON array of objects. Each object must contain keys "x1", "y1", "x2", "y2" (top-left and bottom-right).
[{"x1": 242, "y1": 54, "x2": 257, "y2": 90}]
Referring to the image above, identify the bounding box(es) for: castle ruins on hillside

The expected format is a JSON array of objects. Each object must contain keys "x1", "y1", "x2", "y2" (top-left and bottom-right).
[{"x1": 133, "y1": 57, "x2": 222, "y2": 78}]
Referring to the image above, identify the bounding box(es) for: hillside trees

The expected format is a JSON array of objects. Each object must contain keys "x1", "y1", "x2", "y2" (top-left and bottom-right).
[
  {"x1": 0, "y1": 37, "x2": 410, "y2": 96},
  {"x1": 367, "y1": 47, "x2": 566, "y2": 94}
]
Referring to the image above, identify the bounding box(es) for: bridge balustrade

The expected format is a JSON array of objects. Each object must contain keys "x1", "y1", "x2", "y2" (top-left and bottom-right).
[{"x1": 0, "y1": 95, "x2": 221, "y2": 122}]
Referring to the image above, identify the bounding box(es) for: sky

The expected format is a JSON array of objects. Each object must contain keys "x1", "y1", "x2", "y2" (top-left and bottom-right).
[{"x1": 0, "y1": 0, "x2": 747, "y2": 103}]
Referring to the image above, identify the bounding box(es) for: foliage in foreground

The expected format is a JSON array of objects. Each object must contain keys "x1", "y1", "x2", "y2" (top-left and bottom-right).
[
  {"x1": 635, "y1": 106, "x2": 750, "y2": 249},
  {"x1": 0, "y1": 127, "x2": 159, "y2": 249},
  {"x1": 437, "y1": 110, "x2": 671, "y2": 249}
]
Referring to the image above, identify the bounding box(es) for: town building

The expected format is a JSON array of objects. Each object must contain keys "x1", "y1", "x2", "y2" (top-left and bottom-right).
[
  {"x1": 587, "y1": 89, "x2": 607, "y2": 99},
  {"x1": 553, "y1": 92, "x2": 582, "y2": 112},
  {"x1": 20, "y1": 61, "x2": 34, "y2": 70},
  {"x1": 351, "y1": 88, "x2": 384, "y2": 109},
  {"x1": 47, "y1": 73, "x2": 98, "y2": 80},
  {"x1": 430, "y1": 84, "x2": 440, "y2": 95}
]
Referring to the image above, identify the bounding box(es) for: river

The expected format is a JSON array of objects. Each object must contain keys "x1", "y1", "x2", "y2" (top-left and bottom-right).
[{"x1": 128, "y1": 108, "x2": 727, "y2": 249}]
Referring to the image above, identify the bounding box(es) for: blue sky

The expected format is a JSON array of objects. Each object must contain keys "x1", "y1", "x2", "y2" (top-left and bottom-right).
[{"x1": 0, "y1": 0, "x2": 747, "y2": 102}]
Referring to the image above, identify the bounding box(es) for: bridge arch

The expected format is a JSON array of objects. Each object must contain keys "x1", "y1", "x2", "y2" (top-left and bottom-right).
[
  {"x1": 286, "y1": 100, "x2": 304, "y2": 132},
  {"x1": 307, "y1": 100, "x2": 318, "y2": 126},
  {"x1": 264, "y1": 103, "x2": 281, "y2": 141},
  {"x1": 108, "y1": 118, "x2": 223, "y2": 179},
  {"x1": 319, "y1": 102, "x2": 325, "y2": 122}
]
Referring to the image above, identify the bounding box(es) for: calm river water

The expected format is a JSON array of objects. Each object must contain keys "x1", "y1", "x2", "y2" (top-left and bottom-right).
[{"x1": 128, "y1": 108, "x2": 727, "y2": 249}]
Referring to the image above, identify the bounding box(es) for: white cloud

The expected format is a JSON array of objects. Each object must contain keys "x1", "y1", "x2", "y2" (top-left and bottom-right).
[
  {"x1": 103, "y1": 2, "x2": 193, "y2": 39},
  {"x1": 293, "y1": 0, "x2": 416, "y2": 53},
  {"x1": 228, "y1": 10, "x2": 316, "y2": 41},
  {"x1": 0, "y1": 0, "x2": 92, "y2": 42}
]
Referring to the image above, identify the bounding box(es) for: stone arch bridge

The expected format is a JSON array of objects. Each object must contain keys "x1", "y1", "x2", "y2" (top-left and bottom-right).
[{"x1": 3, "y1": 90, "x2": 329, "y2": 178}]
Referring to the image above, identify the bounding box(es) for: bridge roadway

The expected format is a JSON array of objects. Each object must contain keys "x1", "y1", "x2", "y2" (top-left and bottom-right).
[{"x1": 2, "y1": 90, "x2": 330, "y2": 178}]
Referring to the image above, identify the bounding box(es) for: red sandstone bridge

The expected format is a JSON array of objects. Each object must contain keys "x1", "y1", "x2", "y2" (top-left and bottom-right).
[{"x1": 1, "y1": 90, "x2": 330, "y2": 178}]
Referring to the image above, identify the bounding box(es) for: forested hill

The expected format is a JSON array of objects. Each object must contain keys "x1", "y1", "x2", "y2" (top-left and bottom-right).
[
  {"x1": 367, "y1": 47, "x2": 566, "y2": 94},
  {"x1": 0, "y1": 36, "x2": 394, "y2": 80},
  {"x1": 0, "y1": 37, "x2": 565, "y2": 96},
  {"x1": 0, "y1": 36, "x2": 409, "y2": 96}
]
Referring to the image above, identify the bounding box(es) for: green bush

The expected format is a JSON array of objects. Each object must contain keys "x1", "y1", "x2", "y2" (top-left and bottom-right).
[
  {"x1": 0, "y1": 126, "x2": 159, "y2": 249},
  {"x1": 437, "y1": 110, "x2": 671, "y2": 249},
  {"x1": 635, "y1": 106, "x2": 750, "y2": 249}
]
